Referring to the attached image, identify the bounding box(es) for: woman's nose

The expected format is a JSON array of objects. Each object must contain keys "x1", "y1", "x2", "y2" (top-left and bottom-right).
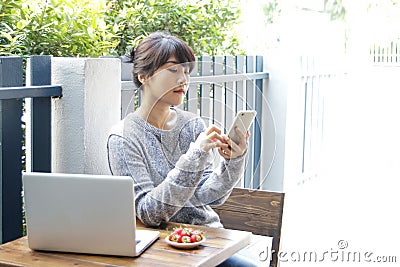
[{"x1": 177, "y1": 71, "x2": 188, "y2": 85}]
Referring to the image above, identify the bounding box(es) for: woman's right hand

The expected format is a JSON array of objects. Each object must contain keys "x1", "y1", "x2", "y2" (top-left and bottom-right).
[{"x1": 194, "y1": 125, "x2": 229, "y2": 152}]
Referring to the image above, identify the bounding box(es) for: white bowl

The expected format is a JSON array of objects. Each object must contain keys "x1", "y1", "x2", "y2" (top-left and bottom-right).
[{"x1": 165, "y1": 235, "x2": 206, "y2": 249}]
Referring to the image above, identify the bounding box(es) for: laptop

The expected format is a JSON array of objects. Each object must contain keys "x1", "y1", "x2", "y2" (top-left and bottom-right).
[{"x1": 22, "y1": 172, "x2": 160, "y2": 257}]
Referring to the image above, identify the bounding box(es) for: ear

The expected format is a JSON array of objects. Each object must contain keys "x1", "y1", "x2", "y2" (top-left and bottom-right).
[{"x1": 138, "y1": 74, "x2": 147, "y2": 84}]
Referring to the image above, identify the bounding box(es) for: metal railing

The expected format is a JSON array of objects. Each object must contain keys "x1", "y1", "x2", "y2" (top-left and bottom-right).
[
  {"x1": 370, "y1": 41, "x2": 400, "y2": 65},
  {"x1": 0, "y1": 56, "x2": 62, "y2": 244}
]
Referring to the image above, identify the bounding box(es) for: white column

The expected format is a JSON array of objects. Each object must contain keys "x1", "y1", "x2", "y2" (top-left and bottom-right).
[
  {"x1": 260, "y1": 48, "x2": 294, "y2": 192},
  {"x1": 51, "y1": 58, "x2": 121, "y2": 175}
]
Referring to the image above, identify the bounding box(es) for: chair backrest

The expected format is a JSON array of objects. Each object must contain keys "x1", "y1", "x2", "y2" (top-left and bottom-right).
[{"x1": 212, "y1": 187, "x2": 285, "y2": 267}]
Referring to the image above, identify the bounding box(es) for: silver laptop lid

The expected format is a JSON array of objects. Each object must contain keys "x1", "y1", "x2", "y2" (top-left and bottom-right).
[{"x1": 23, "y1": 172, "x2": 138, "y2": 256}]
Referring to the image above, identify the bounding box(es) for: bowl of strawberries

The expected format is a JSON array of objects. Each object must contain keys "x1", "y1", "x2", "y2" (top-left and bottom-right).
[{"x1": 165, "y1": 226, "x2": 206, "y2": 249}]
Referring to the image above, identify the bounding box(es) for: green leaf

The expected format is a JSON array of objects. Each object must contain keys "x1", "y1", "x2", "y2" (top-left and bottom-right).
[
  {"x1": 0, "y1": 31, "x2": 14, "y2": 42},
  {"x1": 16, "y1": 21, "x2": 24, "y2": 30}
]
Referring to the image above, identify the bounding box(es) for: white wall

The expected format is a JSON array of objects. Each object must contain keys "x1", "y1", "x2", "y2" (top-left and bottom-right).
[
  {"x1": 259, "y1": 5, "x2": 347, "y2": 191},
  {"x1": 51, "y1": 58, "x2": 121, "y2": 175}
]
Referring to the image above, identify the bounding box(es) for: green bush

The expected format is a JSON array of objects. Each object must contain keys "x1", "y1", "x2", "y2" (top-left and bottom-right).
[{"x1": 0, "y1": 0, "x2": 242, "y2": 57}]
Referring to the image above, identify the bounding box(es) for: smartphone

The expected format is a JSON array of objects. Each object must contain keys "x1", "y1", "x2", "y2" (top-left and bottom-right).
[{"x1": 228, "y1": 110, "x2": 257, "y2": 144}]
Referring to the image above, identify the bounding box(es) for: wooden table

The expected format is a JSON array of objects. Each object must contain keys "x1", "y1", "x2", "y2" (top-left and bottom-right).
[{"x1": 0, "y1": 221, "x2": 252, "y2": 267}]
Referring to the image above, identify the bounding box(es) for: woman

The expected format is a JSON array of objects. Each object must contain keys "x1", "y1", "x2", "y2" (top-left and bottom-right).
[{"x1": 107, "y1": 32, "x2": 256, "y2": 266}]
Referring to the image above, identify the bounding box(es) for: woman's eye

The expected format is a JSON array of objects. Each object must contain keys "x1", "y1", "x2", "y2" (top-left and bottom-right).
[
  {"x1": 168, "y1": 68, "x2": 178, "y2": 73},
  {"x1": 167, "y1": 66, "x2": 190, "y2": 75}
]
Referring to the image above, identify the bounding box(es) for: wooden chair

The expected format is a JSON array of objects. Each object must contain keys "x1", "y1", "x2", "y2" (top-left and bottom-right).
[{"x1": 212, "y1": 187, "x2": 285, "y2": 267}]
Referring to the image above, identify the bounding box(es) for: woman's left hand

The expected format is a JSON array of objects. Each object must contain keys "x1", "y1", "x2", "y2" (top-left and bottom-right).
[{"x1": 218, "y1": 127, "x2": 250, "y2": 160}]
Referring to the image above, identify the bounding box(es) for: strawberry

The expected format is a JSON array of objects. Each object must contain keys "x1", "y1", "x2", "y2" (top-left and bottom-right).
[
  {"x1": 173, "y1": 227, "x2": 184, "y2": 236},
  {"x1": 177, "y1": 235, "x2": 183, "y2": 243},
  {"x1": 181, "y1": 236, "x2": 191, "y2": 243},
  {"x1": 168, "y1": 234, "x2": 179, "y2": 242},
  {"x1": 190, "y1": 234, "x2": 203, "y2": 243},
  {"x1": 190, "y1": 230, "x2": 203, "y2": 236},
  {"x1": 180, "y1": 228, "x2": 191, "y2": 237}
]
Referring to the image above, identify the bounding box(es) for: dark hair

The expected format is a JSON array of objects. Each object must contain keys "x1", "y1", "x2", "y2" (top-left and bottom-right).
[{"x1": 126, "y1": 31, "x2": 196, "y2": 88}]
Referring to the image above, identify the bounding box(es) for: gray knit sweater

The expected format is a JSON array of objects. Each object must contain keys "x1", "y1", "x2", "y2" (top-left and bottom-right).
[{"x1": 107, "y1": 108, "x2": 246, "y2": 228}]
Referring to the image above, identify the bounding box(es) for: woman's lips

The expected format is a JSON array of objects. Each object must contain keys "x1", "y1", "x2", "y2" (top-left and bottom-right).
[{"x1": 173, "y1": 89, "x2": 186, "y2": 94}]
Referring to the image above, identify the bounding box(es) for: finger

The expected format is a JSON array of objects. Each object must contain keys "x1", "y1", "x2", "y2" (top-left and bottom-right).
[
  {"x1": 214, "y1": 143, "x2": 230, "y2": 153},
  {"x1": 218, "y1": 147, "x2": 231, "y2": 159},
  {"x1": 215, "y1": 143, "x2": 230, "y2": 149},
  {"x1": 217, "y1": 147, "x2": 226, "y2": 158},
  {"x1": 234, "y1": 127, "x2": 246, "y2": 142},
  {"x1": 207, "y1": 132, "x2": 225, "y2": 143},
  {"x1": 225, "y1": 138, "x2": 242, "y2": 153},
  {"x1": 218, "y1": 143, "x2": 231, "y2": 153},
  {"x1": 205, "y1": 125, "x2": 221, "y2": 135}
]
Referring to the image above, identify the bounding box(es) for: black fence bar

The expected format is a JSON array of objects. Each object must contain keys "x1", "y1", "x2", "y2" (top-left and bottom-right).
[
  {"x1": 253, "y1": 56, "x2": 263, "y2": 189},
  {"x1": 0, "y1": 85, "x2": 62, "y2": 100},
  {"x1": 29, "y1": 56, "x2": 54, "y2": 173},
  {"x1": 0, "y1": 56, "x2": 24, "y2": 244},
  {"x1": 244, "y1": 56, "x2": 255, "y2": 189}
]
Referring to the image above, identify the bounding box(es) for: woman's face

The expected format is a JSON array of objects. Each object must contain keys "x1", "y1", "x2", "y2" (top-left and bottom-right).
[{"x1": 143, "y1": 56, "x2": 191, "y2": 107}]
